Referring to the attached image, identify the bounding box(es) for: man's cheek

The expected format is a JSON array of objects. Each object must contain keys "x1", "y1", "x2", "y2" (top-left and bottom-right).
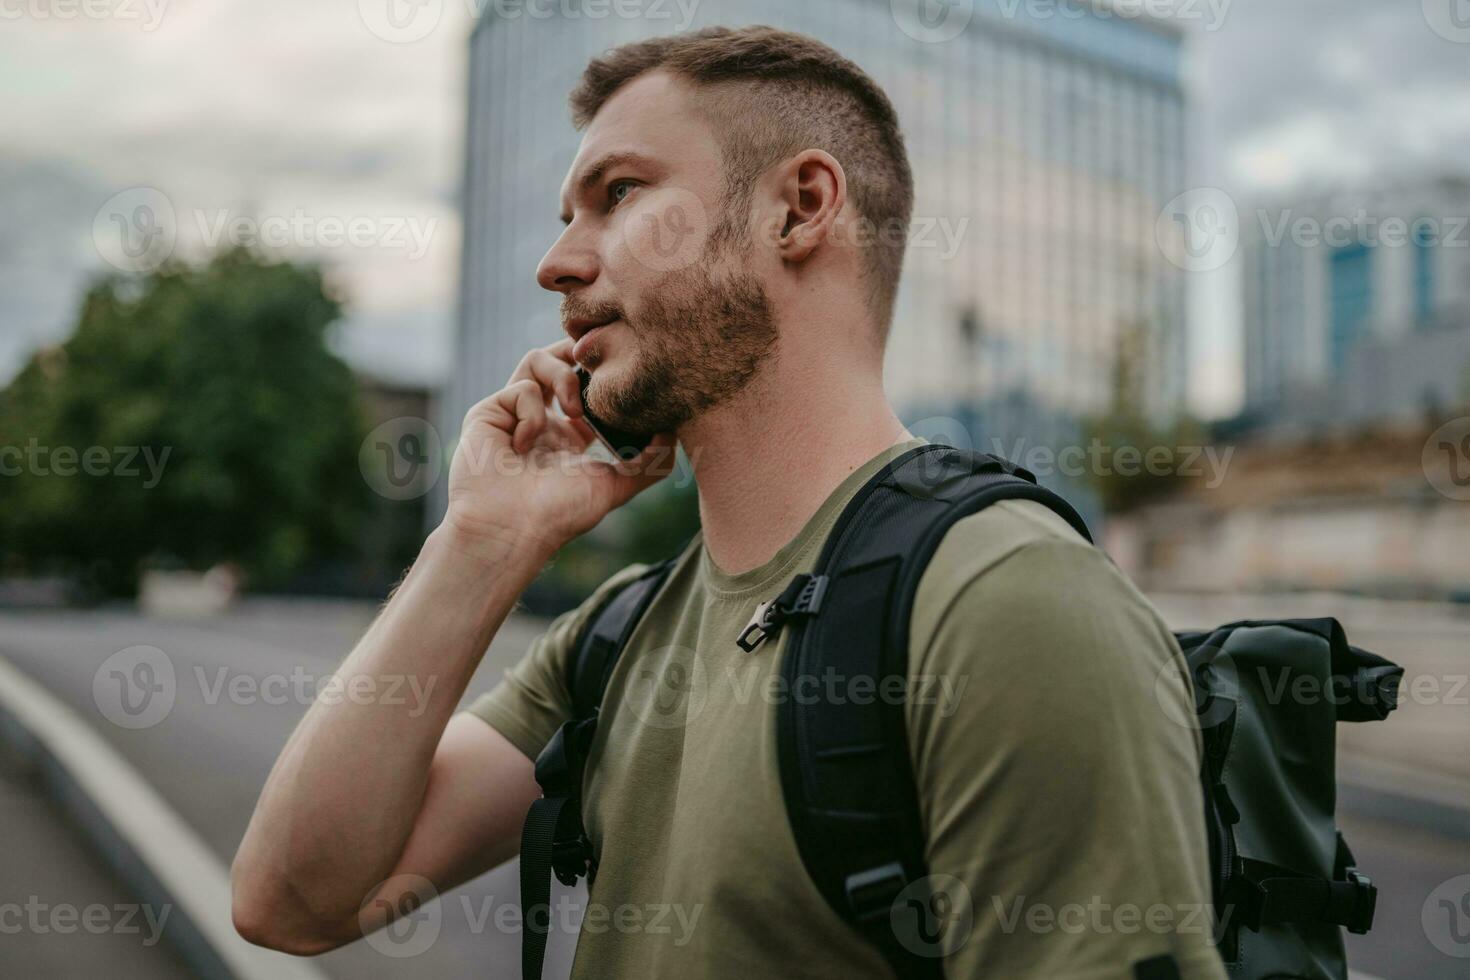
[{"x1": 620, "y1": 187, "x2": 710, "y2": 274}]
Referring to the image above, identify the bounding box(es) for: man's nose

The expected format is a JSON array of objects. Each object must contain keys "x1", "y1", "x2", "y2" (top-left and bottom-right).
[{"x1": 536, "y1": 228, "x2": 600, "y2": 294}]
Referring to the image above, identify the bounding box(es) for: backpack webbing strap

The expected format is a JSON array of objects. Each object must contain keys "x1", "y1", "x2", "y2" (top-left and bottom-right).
[
  {"x1": 518, "y1": 558, "x2": 678, "y2": 980},
  {"x1": 1231, "y1": 857, "x2": 1378, "y2": 935},
  {"x1": 775, "y1": 445, "x2": 1092, "y2": 978}
]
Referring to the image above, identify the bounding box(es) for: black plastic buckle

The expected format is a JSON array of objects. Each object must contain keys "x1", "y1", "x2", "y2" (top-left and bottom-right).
[
  {"x1": 1230, "y1": 879, "x2": 1267, "y2": 932},
  {"x1": 777, "y1": 574, "x2": 828, "y2": 618},
  {"x1": 551, "y1": 831, "x2": 595, "y2": 887},
  {"x1": 844, "y1": 862, "x2": 908, "y2": 926},
  {"x1": 1343, "y1": 869, "x2": 1376, "y2": 935}
]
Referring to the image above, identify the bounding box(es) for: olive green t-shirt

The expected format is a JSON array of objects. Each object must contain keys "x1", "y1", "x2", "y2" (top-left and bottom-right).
[{"x1": 468, "y1": 438, "x2": 1227, "y2": 979}]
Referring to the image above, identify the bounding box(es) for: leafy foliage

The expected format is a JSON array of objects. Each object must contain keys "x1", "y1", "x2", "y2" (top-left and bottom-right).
[{"x1": 0, "y1": 248, "x2": 370, "y2": 596}]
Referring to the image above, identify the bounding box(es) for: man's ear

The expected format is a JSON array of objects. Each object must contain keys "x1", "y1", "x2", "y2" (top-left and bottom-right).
[{"x1": 771, "y1": 149, "x2": 846, "y2": 264}]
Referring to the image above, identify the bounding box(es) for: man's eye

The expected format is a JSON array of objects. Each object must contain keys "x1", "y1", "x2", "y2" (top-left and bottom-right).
[{"x1": 609, "y1": 180, "x2": 636, "y2": 208}]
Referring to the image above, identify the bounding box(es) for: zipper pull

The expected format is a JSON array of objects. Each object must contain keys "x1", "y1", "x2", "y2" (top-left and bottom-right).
[
  {"x1": 736, "y1": 598, "x2": 776, "y2": 652},
  {"x1": 734, "y1": 574, "x2": 829, "y2": 653}
]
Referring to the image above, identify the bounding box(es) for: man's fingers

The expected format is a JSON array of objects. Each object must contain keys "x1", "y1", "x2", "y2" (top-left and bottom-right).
[
  {"x1": 494, "y1": 379, "x2": 545, "y2": 453},
  {"x1": 510, "y1": 344, "x2": 583, "y2": 418}
]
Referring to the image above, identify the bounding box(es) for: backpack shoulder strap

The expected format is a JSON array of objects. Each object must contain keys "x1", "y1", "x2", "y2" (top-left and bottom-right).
[
  {"x1": 519, "y1": 553, "x2": 680, "y2": 980},
  {"x1": 774, "y1": 443, "x2": 1091, "y2": 976}
]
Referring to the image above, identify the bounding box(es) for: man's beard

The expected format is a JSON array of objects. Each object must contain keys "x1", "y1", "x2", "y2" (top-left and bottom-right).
[{"x1": 579, "y1": 241, "x2": 778, "y2": 436}]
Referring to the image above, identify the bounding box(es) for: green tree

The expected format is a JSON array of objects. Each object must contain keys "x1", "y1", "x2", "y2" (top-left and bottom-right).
[
  {"x1": 0, "y1": 247, "x2": 370, "y2": 596},
  {"x1": 1081, "y1": 318, "x2": 1203, "y2": 514}
]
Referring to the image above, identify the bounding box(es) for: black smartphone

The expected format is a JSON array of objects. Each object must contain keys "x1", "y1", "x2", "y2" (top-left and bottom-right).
[{"x1": 575, "y1": 366, "x2": 653, "y2": 462}]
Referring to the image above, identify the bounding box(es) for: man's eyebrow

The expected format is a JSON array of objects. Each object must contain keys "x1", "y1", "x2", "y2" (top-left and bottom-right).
[{"x1": 559, "y1": 151, "x2": 661, "y2": 225}]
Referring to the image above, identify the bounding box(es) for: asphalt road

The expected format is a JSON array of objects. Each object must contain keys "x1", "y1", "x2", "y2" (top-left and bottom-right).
[{"x1": 1, "y1": 592, "x2": 1467, "y2": 978}]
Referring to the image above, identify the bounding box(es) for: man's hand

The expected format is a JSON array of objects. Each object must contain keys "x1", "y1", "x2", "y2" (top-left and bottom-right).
[{"x1": 445, "y1": 338, "x2": 675, "y2": 558}]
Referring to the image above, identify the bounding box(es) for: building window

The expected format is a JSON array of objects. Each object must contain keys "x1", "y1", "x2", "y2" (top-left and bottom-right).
[
  {"x1": 1413, "y1": 218, "x2": 1436, "y2": 327},
  {"x1": 1328, "y1": 242, "x2": 1374, "y2": 374}
]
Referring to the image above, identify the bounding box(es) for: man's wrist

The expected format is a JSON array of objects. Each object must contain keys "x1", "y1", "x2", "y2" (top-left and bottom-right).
[{"x1": 432, "y1": 514, "x2": 558, "y2": 571}]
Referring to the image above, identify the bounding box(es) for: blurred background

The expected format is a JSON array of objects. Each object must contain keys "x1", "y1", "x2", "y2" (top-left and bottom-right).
[{"x1": 1, "y1": 1, "x2": 1468, "y2": 978}]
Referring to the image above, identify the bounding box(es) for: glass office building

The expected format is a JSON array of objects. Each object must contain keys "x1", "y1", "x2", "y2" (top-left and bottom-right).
[
  {"x1": 1242, "y1": 177, "x2": 1470, "y2": 420},
  {"x1": 436, "y1": 0, "x2": 1189, "y2": 520}
]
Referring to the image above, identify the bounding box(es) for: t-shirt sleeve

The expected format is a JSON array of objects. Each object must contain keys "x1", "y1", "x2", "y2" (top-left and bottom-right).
[
  {"x1": 907, "y1": 531, "x2": 1227, "y2": 980},
  {"x1": 464, "y1": 562, "x2": 653, "y2": 761}
]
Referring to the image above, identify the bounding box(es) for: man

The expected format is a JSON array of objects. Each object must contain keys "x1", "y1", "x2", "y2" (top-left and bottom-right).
[{"x1": 232, "y1": 25, "x2": 1226, "y2": 979}]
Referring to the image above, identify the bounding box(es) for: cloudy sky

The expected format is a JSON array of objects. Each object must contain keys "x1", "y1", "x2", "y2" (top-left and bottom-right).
[{"x1": 3, "y1": 0, "x2": 1468, "y2": 417}]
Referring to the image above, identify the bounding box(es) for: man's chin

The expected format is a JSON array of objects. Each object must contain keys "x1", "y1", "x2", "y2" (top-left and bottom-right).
[{"x1": 581, "y1": 355, "x2": 630, "y2": 416}]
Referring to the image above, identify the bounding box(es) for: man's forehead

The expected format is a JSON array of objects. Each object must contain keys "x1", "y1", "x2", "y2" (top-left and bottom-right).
[{"x1": 559, "y1": 71, "x2": 716, "y2": 199}]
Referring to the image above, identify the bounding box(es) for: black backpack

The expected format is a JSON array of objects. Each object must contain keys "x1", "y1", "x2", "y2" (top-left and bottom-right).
[{"x1": 517, "y1": 444, "x2": 1403, "y2": 979}]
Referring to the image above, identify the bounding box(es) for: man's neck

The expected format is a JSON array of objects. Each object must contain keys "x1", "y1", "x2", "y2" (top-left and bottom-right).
[{"x1": 676, "y1": 356, "x2": 911, "y2": 577}]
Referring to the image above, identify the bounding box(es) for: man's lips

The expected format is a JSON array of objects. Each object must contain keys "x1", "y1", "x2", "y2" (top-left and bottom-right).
[{"x1": 572, "y1": 318, "x2": 619, "y2": 363}]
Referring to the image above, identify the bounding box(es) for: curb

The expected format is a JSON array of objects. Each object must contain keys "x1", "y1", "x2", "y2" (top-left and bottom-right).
[
  {"x1": 1338, "y1": 756, "x2": 1470, "y2": 842},
  {"x1": 0, "y1": 654, "x2": 329, "y2": 980}
]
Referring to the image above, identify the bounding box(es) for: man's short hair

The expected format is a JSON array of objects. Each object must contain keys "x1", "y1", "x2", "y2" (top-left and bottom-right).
[{"x1": 569, "y1": 25, "x2": 915, "y2": 342}]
